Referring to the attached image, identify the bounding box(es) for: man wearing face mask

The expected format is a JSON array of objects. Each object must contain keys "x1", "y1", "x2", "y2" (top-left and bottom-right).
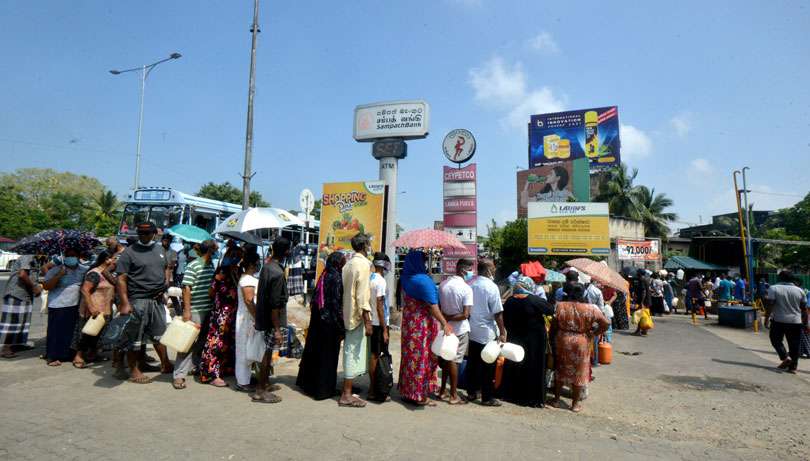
[
  {"x1": 437, "y1": 258, "x2": 474, "y2": 405},
  {"x1": 367, "y1": 252, "x2": 391, "y2": 402},
  {"x1": 115, "y1": 222, "x2": 174, "y2": 383}
]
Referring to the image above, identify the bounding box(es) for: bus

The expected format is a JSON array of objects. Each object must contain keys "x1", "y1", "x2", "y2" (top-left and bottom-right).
[{"x1": 118, "y1": 187, "x2": 242, "y2": 239}]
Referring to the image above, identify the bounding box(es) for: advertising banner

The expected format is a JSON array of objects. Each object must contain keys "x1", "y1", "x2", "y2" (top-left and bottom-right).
[
  {"x1": 527, "y1": 202, "x2": 610, "y2": 256},
  {"x1": 443, "y1": 164, "x2": 477, "y2": 274},
  {"x1": 528, "y1": 106, "x2": 620, "y2": 169},
  {"x1": 517, "y1": 163, "x2": 574, "y2": 218},
  {"x1": 617, "y1": 239, "x2": 661, "y2": 261},
  {"x1": 316, "y1": 181, "x2": 386, "y2": 278},
  {"x1": 354, "y1": 100, "x2": 430, "y2": 141}
]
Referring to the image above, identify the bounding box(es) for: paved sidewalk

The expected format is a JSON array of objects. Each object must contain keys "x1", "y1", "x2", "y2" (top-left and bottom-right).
[{"x1": 1, "y1": 306, "x2": 808, "y2": 460}]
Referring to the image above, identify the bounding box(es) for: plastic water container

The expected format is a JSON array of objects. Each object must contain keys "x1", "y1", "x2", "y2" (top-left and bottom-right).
[
  {"x1": 431, "y1": 331, "x2": 459, "y2": 361},
  {"x1": 481, "y1": 340, "x2": 501, "y2": 364},
  {"x1": 159, "y1": 318, "x2": 201, "y2": 353},
  {"x1": 500, "y1": 342, "x2": 525, "y2": 362},
  {"x1": 598, "y1": 341, "x2": 613, "y2": 365},
  {"x1": 167, "y1": 286, "x2": 182, "y2": 298},
  {"x1": 81, "y1": 315, "x2": 106, "y2": 336}
]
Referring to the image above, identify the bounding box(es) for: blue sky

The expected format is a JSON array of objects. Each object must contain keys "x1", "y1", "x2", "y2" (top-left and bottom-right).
[{"x1": 2, "y1": 0, "x2": 808, "y2": 232}]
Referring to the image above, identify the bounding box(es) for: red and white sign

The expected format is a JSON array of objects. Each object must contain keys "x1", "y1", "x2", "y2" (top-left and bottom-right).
[
  {"x1": 617, "y1": 239, "x2": 661, "y2": 261},
  {"x1": 443, "y1": 164, "x2": 477, "y2": 275}
]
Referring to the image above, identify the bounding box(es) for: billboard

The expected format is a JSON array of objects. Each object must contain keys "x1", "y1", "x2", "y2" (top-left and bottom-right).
[
  {"x1": 443, "y1": 164, "x2": 477, "y2": 274},
  {"x1": 316, "y1": 181, "x2": 386, "y2": 278},
  {"x1": 617, "y1": 239, "x2": 661, "y2": 261},
  {"x1": 354, "y1": 100, "x2": 430, "y2": 141},
  {"x1": 528, "y1": 106, "x2": 620, "y2": 169},
  {"x1": 527, "y1": 202, "x2": 610, "y2": 256}
]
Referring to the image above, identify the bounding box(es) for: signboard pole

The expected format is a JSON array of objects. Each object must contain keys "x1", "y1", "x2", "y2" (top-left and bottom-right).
[{"x1": 379, "y1": 156, "x2": 398, "y2": 309}]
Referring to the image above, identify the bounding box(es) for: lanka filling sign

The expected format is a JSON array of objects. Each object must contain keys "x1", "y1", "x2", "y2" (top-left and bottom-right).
[
  {"x1": 527, "y1": 202, "x2": 609, "y2": 256},
  {"x1": 317, "y1": 181, "x2": 385, "y2": 278}
]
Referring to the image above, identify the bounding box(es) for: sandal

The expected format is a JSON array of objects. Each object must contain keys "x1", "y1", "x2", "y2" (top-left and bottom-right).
[
  {"x1": 72, "y1": 361, "x2": 87, "y2": 369},
  {"x1": 234, "y1": 384, "x2": 255, "y2": 393},
  {"x1": 209, "y1": 379, "x2": 228, "y2": 388},
  {"x1": 252, "y1": 392, "x2": 282, "y2": 404},
  {"x1": 448, "y1": 397, "x2": 468, "y2": 405},
  {"x1": 480, "y1": 399, "x2": 502, "y2": 407},
  {"x1": 128, "y1": 375, "x2": 154, "y2": 384},
  {"x1": 1, "y1": 352, "x2": 18, "y2": 359},
  {"x1": 338, "y1": 396, "x2": 367, "y2": 408},
  {"x1": 172, "y1": 379, "x2": 186, "y2": 390},
  {"x1": 47, "y1": 360, "x2": 62, "y2": 367}
]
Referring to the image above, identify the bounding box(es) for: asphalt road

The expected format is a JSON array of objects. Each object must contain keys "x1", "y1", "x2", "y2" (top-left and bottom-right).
[{"x1": 1, "y1": 280, "x2": 808, "y2": 460}]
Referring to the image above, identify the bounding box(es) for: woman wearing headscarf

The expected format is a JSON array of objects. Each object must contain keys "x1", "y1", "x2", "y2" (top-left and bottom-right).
[
  {"x1": 199, "y1": 251, "x2": 242, "y2": 387},
  {"x1": 550, "y1": 282, "x2": 610, "y2": 413},
  {"x1": 42, "y1": 247, "x2": 88, "y2": 366},
  {"x1": 296, "y1": 251, "x2": 347, "y2": 400},
  {"x1": 398, "y1": 250, "x2": 453, "y2": 406},
  {"x1": 499, "y1": 275, "x2": 555, "y2": 408},
  {"x1": 234, "y1": 252, "x2": 261, "y2": 392},
  {"x1": 71, "y1": 250, "x2": 117, "y2": 368}
]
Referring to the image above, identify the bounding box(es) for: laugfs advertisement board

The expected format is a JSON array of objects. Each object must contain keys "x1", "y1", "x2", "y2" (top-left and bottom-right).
[{"x1": 443, "y1": 164, "x2": 477, "y2": 274}]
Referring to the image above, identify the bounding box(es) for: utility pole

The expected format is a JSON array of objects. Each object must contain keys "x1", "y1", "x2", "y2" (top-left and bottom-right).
[
  {"x1": 242, "y1": 0, "x2": 260, "y2": 210},
  {"x1": 742, "y1": 167, "x2": 754, "y2": 298}
]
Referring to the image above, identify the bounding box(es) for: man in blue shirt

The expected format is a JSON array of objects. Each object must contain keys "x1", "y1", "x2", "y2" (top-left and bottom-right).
[
  {"x1": 733, "y1": 274, "x2": 747, "y2": 302},
  {"x1": 717, "y1": 274, "x2": 735, "y2": 301}
]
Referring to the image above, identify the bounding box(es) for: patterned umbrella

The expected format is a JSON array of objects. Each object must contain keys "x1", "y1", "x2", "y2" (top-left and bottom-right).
[
  {"x1": 565, "y1": 258, "x2": 630, "y2": 293},
  {"x1": 392, "y1": 229, "x2": 467, "y2": 250},
  {"x1": 545, "y1": 269, "x2": 566, "y2": 283},
  {"x1": 167, "y1": 224, "x2": 212, "y2": 244},
  {"x1": 12, "y1": 229, "x2": 98, "y2": 255}
]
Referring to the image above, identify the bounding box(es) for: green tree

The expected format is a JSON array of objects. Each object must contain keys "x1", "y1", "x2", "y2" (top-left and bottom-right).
[
  {"x1": 197, "y1": 181, "x2": 269, "y2": 207},
  {"x1": 312, "y1": 199, "x2": 322, "y2": 220},
  {"x1": 635, "y1": 185, "x2": 677, "y2": 239},
  {"x1": 96, "y1": 190, "x2": 121, "y2": 218},
  {"x1": 0, "y1": 168, "x2": 106, "y2": 207},
  {"x1": 595, "y1": 163, "x2": 642, "y2": 219}
]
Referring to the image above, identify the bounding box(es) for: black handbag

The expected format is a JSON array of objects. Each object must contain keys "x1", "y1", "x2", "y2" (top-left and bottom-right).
[{"x1": 373, "y1": 337, "x2": 394, "y2": 399}]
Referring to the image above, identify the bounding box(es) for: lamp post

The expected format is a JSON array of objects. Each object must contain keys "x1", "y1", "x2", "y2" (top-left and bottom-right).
[
  {"x1": 741, "y1": 167, "x2": 754, "y2": 298},
  {"x1": 110, "y1": 52, "x2": 182, "y2": 189}
]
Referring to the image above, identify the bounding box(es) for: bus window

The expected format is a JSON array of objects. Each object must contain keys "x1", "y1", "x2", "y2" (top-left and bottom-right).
[
  {"x1": 193, "y1": 213, "x2": 216, "y2": 233},
  {"x1": 122, "y1": 204, "x2": 149, "y2": 231},
  {"x1": 150, "y1": 205, "x2": 182, "y2": 229}
]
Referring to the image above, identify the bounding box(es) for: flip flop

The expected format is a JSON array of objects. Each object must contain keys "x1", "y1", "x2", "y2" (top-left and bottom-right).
[
  {"x1": 480, "y1": 399, "x2": 502, "y2": 407},
  {"x1": 338, "y1": 396, "x2": 367, "y2": 408},
  {"x1": 252, "y1": 393, "x2": 282, "y2": 404},
  {"x1": 209, "y1": 379, "x2": 228, "y2": 388},
  {"x1": 448, "y1": 398, "x2": 468, "y2": 405},
  {"x1": 172, "y1": 379, "x2": 186, "y2": 390},
  {"x1": 1, "y1": 352, "x2": 18, "y2": 359},
  {"x1": 128, "y1": 375, "x2": 154, "y2": 384},
  {"x1": 72, "y1": 361, "x2": 87, "y2": 369},
  {"x1": 47, "y1": 360, "x2": 62, "y2": 367}
]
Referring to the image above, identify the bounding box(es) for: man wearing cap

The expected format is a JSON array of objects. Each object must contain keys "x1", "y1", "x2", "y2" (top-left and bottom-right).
[
  {"x1": 115, "y1": 222, "x2": 174, "y2": 383},
  {"x1": 368, "y1": 252, "x2": 391, "y2": 402}
]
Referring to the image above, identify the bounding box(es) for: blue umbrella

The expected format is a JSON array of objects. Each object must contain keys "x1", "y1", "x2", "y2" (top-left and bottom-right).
[
  {"x1": 167, "y1": 224, "x2": 212, "y2": 244},
  {"x1": 545, "y1": 270, "x2": 566, "y2": 283}
]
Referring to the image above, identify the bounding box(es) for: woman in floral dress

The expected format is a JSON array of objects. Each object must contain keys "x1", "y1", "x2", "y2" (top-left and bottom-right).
[
  {"x1": 199, "y1": 255, "x2": 241, "y2": 386},
  {"x1": 397, "y1": 250, "x2": 452, "y2": 406},
  {"x1": 549, "y1": 281, "x2": 609, "y2": 413}
]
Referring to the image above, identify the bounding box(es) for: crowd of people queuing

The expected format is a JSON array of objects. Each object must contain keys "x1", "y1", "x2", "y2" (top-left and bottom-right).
[{"x1": 2, "y1": 225, "x2": 808, "y2": 412}]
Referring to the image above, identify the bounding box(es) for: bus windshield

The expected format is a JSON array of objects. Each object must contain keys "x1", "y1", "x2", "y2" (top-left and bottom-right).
[{"x1": 121, "y1": 204, "x2": 182, "y2": 232}]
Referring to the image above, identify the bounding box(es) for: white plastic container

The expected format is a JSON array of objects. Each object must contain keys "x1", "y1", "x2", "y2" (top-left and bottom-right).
[
  {"x1": 81, "y1": 315, "x2": 106, "y2": 336},
  {"x1": 159, "y1": 318, "x2": 201, "y2": 353},
  {"x1": 500, "y1": 342, "x2": 525, "y2": 362},
  {"x1": 480, "y1": 340, "x2": 501, "y2": 364},
  {"x1": 431, "y1": 331, "x2": 459, "y2": 361}
]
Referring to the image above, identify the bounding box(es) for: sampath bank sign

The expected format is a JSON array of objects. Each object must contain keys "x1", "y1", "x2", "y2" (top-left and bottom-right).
[{"x1": 353, "y1": 100, "x2": 430, "y2": 141}]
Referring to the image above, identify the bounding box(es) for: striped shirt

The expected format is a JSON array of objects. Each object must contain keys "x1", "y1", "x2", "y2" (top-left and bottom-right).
[{"x1": 182, "y1": 258, "x2": 215, "y2": 313}]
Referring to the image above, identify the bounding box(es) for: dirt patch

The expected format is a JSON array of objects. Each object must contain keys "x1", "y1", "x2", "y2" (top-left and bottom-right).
[{"x1": 659, "y1": 375, "x2": 764, "y2": 392}]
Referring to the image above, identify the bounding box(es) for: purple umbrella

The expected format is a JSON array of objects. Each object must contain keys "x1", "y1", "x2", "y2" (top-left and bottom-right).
[{"x1": 12, "y1": 229, "x2": 99, "y2": 255}]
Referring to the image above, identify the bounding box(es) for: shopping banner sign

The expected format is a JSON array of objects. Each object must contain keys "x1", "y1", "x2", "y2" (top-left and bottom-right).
[
  {"x1": 617, "y1": 239, "x2": 661, "y2": 261},
  {"x1": 443, "y1": 164, "x2": 477, "y2": 274},
  {"x1": 528, "y1": 106, "x2": 620, "y2": 169},
  {"x1": 527, "y1": 202, "x2": 610, "y2": 256},
  {"x1": 316, "y1": 181, "x2": 386, "y2": 278}
]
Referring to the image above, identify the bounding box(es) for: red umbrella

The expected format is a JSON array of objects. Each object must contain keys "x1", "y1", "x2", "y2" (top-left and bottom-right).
[
  {"x1": 565, "y1": 258, "x2": 630, "y2": 293},
  {"x1": 392, "y1": 229, "x2": 467, "y2": 250}
]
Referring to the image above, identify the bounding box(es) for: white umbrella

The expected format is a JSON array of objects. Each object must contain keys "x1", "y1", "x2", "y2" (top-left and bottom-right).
[{"x1": 214, "y1": 207, "x2": 305, "y2": 237}]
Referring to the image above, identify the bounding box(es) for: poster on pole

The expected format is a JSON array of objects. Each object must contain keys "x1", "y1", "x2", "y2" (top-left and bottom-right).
[
  {"x1": 527, "y1": 202, "x2": 610, "y2": 256},
  {"x1": 617, "y1": 239, "x2": 661, "y2": 261},
  {"x1": 528, "y1": 106, "x2": 620, "y2": 169},
  {"x1": 316, "y1": 181, "x2": 386, "y2": 278},
  {"x1": 443, "y1": 164, "x2": 477, "y2": 274}
]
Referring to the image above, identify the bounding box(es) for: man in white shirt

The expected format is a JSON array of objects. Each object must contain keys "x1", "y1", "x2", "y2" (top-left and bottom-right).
[
  {"x1": 437, "y1": 258, "x2": 474, "y2": 405},
  {"x1": 467, "y1": 258, "x2": 506, "y2": 406},
  {"x1": 368, "y1": 252, "x2": 391, "y2": 401}
]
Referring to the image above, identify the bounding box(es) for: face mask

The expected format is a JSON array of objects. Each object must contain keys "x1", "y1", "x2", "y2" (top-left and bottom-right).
[
  {"x1": 63, "y1": 256, "x2": 79, "y2": 268},
  {"x1": 463, "y1": 271, "x2": 474, "y2": 282},
  {"x1": 138, "y1": 239, "x2": 156, "y2": 247}
]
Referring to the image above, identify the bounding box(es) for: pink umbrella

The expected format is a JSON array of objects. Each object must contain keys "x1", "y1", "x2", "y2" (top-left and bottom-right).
[
  {"x1": 565, "y1": 258, "x2": 630, "y2": 293},
  {"x1": 392, "y1": 228, "x2": 467, "y2": 250}
]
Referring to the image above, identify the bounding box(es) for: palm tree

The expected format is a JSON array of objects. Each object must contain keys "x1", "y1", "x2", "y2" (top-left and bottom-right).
[
  {"x1": 95, "y1": 190, "x2": 120, "y2": 218},
  {"x1": 595, "y1": 163, "x2": 642, "y2": 219},
  {"x1": 635, "y1": 185, "x2": 677, "y2": 238}
]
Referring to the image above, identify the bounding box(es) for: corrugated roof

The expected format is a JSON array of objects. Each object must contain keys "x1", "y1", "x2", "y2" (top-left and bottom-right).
[{"x1": 663, "y1": 255, "x2": 726, "y2": 271}]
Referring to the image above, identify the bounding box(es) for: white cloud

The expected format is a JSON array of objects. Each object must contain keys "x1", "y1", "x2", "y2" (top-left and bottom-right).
[
  {"x1": 468, "y1": 57, "x2": 526, "y2": 108},
  {"x1": 690, "y1": 158, "x2": 712, "y2": 174},
  {"x1": 670, "y1": 113, "x2": 692, "y2": 138},
  {"x1": 504, "y1": 87, "x2": 565, "y2": 129},
  {"x1": 619, "y1": 124, "x2": 653, "y2": 160},
  {"x1": 468, "y1": 56, "x2": 565, "y2": 129},
  {"x1": 528, "y1": 31, "x2": 560, "y2": 54}
]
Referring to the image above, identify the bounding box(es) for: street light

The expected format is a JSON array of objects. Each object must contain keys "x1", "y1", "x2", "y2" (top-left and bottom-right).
[{"x1": 110, "y1": 52, "x2": 182, "y2": 189}]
